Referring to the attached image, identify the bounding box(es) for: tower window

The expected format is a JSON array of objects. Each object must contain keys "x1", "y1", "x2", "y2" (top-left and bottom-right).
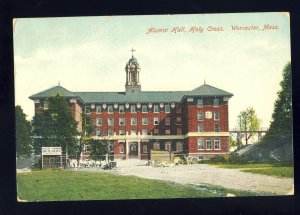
[
  {"x1": 154, "y1": 117, "x2": 159, "y2": 125},
  {"x1": 131, "y1": 105, "x2": 136, "y2": 113},
  {"x1": 108, "y1": 118, "x2": 114, "y2": 126},
  {"x1": 197, "y1": 99, "x2": 203, "y2": 107},
  {"x1": 165, "y1": 117, "x2": 170, "y2": 125},
  {"x1": 131, "y1": 118, "x2": 137, "y2": 125},
  {"x1": 197, "y1": 112, "x2": 204, "y2": 120},
  {"x1": 119, "y1": 118, "x2": 125, "y2": 126},
  {"x1": 108, "y1": 105, "x2": 113, "y2": 113},
  {"x1": 96, "y1": 106, "x2": 102, "y2": 113},
  {"x1": 213, "y1": 98, "x2": 219, "y2": 106},
  {"x1": 214, "y1": 112, "x2": 220, "y2": 120},
  {"x1": 96, "y1": 118, "x2": 102, "y2": 126},
  {"x1": 154, "y1": 105, "x2": 159, "y2": 113},
  {"x1": 119, "y1": 105, "x2": 125, "y2": 113},
  {"x1": 198, "y1": 124, "x2": 203, "y2": 132},
  {"x1": 142, "y1": 105, "x2": 148, "y2": 113},
  {"x1": 142, "y1": 118, "x2": 148, "y2": 125},
  {"x1": 165, "y1": 104, "x2": 170, "y2": 113}
]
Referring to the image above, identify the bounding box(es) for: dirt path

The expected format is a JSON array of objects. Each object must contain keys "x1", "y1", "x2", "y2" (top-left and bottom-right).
[{"x1": 76, "y1": 159, "x2": 294, "y2": 195}]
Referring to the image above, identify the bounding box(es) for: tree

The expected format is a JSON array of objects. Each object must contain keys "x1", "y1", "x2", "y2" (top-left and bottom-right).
[
  {"x1": 15, "y1": 106, "x2": 32, "y2": 158},
  {"x1": 266, "y1": 62, "x2": 292, "y2": 140},
  {"x1": 89, "y1": 139, "x2": 110, "y2": 161},
  {"x1": 32, "y1": 95, "x2": 78, "y2": 155},
  {"x1": 76, "y1": 113, "x2": 95, "y2": 165},
  {"x1": 238, "y1": 107, "x2": 261, "y2": 146}
]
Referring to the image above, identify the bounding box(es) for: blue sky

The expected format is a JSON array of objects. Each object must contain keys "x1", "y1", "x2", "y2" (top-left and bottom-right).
[{"x1": 14, "y1": 12, "x2": 291, "y2": 129}]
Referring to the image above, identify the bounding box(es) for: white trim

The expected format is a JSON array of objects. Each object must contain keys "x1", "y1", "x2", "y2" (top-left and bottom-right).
[
  {"x1": 188, "y1": 152, "x2": 228, "y2": 155},
  {"x1": 185, "y1": 132, "x2": 229, "y2": 137}
]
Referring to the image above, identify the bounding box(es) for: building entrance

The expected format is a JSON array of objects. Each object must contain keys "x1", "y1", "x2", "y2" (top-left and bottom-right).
[{"x1": 129, "y1": 142, "x2": 138, "y2": 158}]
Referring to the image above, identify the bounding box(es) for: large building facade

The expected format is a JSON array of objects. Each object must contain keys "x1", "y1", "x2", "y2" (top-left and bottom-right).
[{"x1": 30, "y1": 54, "x2": 233, "y2": 160}]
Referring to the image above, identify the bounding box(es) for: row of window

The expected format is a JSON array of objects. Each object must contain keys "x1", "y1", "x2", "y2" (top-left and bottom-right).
[
  {"x1": 195, "y1": 98, "x2": 220, "y2": 107},
  {"x1": 96, "y1": 116, "x2": 182, "y2": 126},
  {"x1": 95, "y1": 128, "x2": 183, "y2": 136},
  {"x1": 86, "y1": 104, "x2": 180, "y2": 114},
  {"x1": 119, "y1": 142, "x2": 184, "y2": 154},
  {"x1": 198, "y1": 138, "x2": 221, "y2": 150},
  {"x1": 197, "y1": 111, "x2": 220, "y2": 120},
  {"x1": 197, "y1": 124, "x2": 220, "y2": 132}
]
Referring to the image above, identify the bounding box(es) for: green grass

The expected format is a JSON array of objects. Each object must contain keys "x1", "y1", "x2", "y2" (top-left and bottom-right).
[
  {"x1": 210, "y1": 162, "x2": 294, "y2": 178},
  {"x1": 17, "y1": 170, "x2": 264, "y2": 201},
  {"x1": 240, "y1": 167, "x2": 294, "y2": 178}
]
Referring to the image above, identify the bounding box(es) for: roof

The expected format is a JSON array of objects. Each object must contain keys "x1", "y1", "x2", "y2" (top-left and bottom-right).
[
  {"x1": 29, "y1": 84, "x2": 233, "y2": 104},
  {"x1": 187, "y1": 84, "x2": 233, "y2": 97},
  {"x1": 74, "y1": 91, "x2": 186, "y2": 103},
  {"x1": 29, "y1": 85, "x2": 77, "y2": 99}
]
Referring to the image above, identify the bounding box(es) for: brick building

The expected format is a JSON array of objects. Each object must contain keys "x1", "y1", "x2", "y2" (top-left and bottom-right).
[{"x1": 29, "y1": 53, "x2": 233, "y2": 160}]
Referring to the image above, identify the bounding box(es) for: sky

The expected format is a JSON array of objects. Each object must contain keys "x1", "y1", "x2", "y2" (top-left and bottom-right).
[{"x1": 13, "y1": 12, "x2": 291, "y2": 129}]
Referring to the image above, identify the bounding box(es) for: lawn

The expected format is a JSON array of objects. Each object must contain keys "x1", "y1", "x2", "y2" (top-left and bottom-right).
[
  {"x1": 17, "y1": 169, "x2": 261, "y2": 201},
  {"x1": 211, "y1": 162, "x2": 294, "y2": 178}
]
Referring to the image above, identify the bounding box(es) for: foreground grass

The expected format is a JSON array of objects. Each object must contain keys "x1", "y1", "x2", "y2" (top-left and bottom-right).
[
  {"x1": 210, "y1": 162, "x2": 294, "y2": 178},
  {"x1": 17, "y1": 170, "x2": 261, "y2": 201}
]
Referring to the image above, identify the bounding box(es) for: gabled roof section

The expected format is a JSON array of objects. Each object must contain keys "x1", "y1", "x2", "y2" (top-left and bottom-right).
[
  {"x1": 29, "y1": 86, "x2": 77, "y2": 99},
  {"x1": 186, "y1": 84, "x2": 233, "y2": 97}
]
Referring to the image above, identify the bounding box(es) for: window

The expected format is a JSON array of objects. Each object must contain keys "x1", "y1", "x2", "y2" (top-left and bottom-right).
[
  {"x1": 197, "y1": 124, "x2": 203, "y2": 132},
  {"x1": 214, "y1": 124, "x2": 220, "y2": 132},
  {"x1": 119, "y1": 118, "x2": 125, "y2": 126},
  {"x1": 213, "y1": 98, "x2": 219, "y2": 106},
  {"x1": 165, "y1": 142, "x2": 171, "y2": 151},
  {"x1": 131, "y1": 118, "x2": 137, "y2": 125},
  {"x1": 198, "y1": 138, "x2": 204, "y2": 150},
  {"x1": 214, "y1": 112, "x2": 220, "y2": 120},
  {"x1": 119, "y1": 130, "x2": 125, "y2": 135},
  {"x1": 176, "y1": 142, "x2": 183, "y2": 152},
  {"x1": 177, "y1": 128, "x2": 182, "y2": 135},
  {"x1": 142, "y1": 105, "x2": 148, "y2": 113},
  {"x1": 108, "y1": 118, "x2": 114, "y2": 126},
  {"x1": 165, "y1": 129, "x2": 170, "y2": 135},
  {"x1": 119, "y1": 105, "x2": 125, "y2": 113},
  {"x1": 96, "y1": 118, "x2": 102, "y2": 126},
  {"x1": 187, "y1": 97, "x2": 193, "y2": 102},
  {"x1": 197, "y1": 99, "x2": 203, "y2": 107},
  {"x1": 131, "y1": 105, "x2": 136, "y2": 113},
  {"x1": 143, "y1": 145, "x2": 148, "y2": 153},
  {"x1": 153, "y1": 129, "x2": 159, "y2": 135},
  {"x1": 142, "y1": 118, "x2": 148, "y2": 125},
  {"x1": 153, "y1": 142, "x2": 160, "y2": 150},
  {"x1": 206, "y1": 139, "x2": 212, "y2": 150},
  {"x1": 154, "y1": 105, "x2": 159, "y2": 113},
  {"x1": 108, "y1": 128, "x2": 114, "y2": 136},
  {"x1": 44, "y1": 100, "x2": 49, "y2": 109},
  {"x1": 96, "y1": 129, "x2": 102, "y2": 136},
  {"x1": 131, "y1": 129, "x2": 136, "y2": 135},
  {"x1": 108, "y1": 105, "x2": 113, "y2": 113},
  {"x1": 197, "y1": 112, "x2": 204, "y2": 120},
  {"x1": 154, "y1": 117, "x2": 159, "y2": 125},
  {"x1": 165, "y1": 104, "x2": 170, "y2": 113},
  {"x1": 142, "y1": 129, "x2": 148, "y2": 135},
  {"x1": 165, "y1": 117, "x2": 170, "y2": 125},
  {"x1": 176, "y1": 117, "x2": 182, "y2": 124},
  {"x1": 96, "y1": 106, "x2": 101, "y2": 113},
  {"x1": 214, "y1": 139, "x2": 221, "y2": 150},
  {"x1": 85, "y1": 106, "x2": 90, "y2": 114},
  {"x1": 176, "y1": 106, "x2": 181, "y2": 113},
  {"x1": 119, "y1": 144, "x2": 124, "y2": 153}
]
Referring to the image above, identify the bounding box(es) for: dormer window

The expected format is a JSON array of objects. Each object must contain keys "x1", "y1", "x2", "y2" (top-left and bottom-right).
[
  {"x1": 85, "y1": 106, "x2": 90, "y2": 114},
  {"x1": 213, "y1": 98, "x2": 219, "y2": 106},
  {"x1": 119, "y1": 105, "x2": 125, "y2": 113}
]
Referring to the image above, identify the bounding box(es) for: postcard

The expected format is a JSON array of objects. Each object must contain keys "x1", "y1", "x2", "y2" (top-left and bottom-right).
[{"x1": 14, "y1": 13, "x2": 293, "y2": 202}]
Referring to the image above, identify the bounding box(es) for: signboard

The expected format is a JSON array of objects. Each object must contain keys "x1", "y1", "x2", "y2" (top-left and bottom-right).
[{"x1": 42, "y1": 147, "x2": 62, "y2": 155}]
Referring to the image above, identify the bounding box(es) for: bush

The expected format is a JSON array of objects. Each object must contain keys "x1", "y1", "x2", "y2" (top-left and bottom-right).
[{"x1": 209, "y1": 152, "x2": 239, "y2": 163}]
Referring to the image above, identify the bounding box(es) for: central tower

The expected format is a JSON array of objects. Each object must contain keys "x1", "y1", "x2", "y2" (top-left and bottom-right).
[{"x1": 125, "y1": 49, "x2": 141, "y2": 95}]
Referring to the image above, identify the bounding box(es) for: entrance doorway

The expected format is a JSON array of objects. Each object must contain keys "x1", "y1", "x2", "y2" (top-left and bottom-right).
[{"x1": 129, "y1": 142, "x2": 138, "y2": 158}]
